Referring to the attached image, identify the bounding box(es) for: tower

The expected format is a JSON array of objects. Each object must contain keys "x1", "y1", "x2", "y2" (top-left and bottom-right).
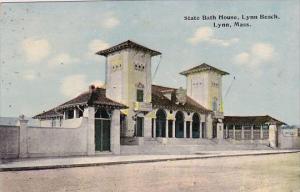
[
  {"x1": 180, "y1": 63, "x2": 229, "y2": 138},
  {"x1": 97, "y1": 40, "x2": 161, "y2": 138}
]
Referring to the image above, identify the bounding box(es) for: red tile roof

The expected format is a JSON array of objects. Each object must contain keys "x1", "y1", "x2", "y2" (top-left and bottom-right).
[
  {"x1": 151, "y1": 85, "x2": 211, "y2": 113},
  {"x1": 224, "y1": 115, "x2": 286, "y2": 126},
  {"x1": 33, "y1": 88, "x2": 127, "y2": 119}
]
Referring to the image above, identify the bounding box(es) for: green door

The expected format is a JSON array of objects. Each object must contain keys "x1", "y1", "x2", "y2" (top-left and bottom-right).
[{"x1": 95, "y1": 119, "x2": 111, "y2": 151}]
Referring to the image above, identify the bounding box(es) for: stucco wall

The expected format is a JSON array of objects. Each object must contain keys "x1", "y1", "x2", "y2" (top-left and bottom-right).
[
  {"x1": 26, "y1": 118, "x2": 88, "y2": 157},
  {"x1": 278, "y1": 128, "x2": 300, "y2": 149},
  {"x1": 37, "y1": 118, "x2": 83, "y2": 128},
  {"x1": 106, "y1": 49, "x2": 152, "y2": 137},
  {"x1": 186, "y1": 71, "x2": 223, "y2": 112},
  {"x1": 186, "y1": 72, "x2": 208, "y2": 109},
  {"x1": 0, "y1": 125, "x2": 19, "y2": 159}
]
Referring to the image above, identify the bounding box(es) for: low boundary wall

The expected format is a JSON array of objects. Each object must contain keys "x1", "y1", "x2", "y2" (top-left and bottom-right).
[{"x1": 0, "y1": 125, "x2": 19, "y2": 159}]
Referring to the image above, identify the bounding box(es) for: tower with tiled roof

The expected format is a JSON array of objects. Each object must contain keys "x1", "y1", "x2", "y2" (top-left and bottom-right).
[
  {"x1": 180, "y1": 63, "x2": 229, "y2": 138},
  {"x1": 180, "y1": 63, "x2": 229, "y2": 114},
  {"x1": 97, "y1": 40, "x2": 161, "y2": 137}
]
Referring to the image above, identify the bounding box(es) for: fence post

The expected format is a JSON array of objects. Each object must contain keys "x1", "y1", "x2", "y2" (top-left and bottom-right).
[
  {"x1": 269, "y1": 124, "x2": 278, "y2": 148},
  {"x1": 19, "y1": 115, "x2": 28, "y2": 158},
  {"x1": 86, "y1": 107, "x2": 95, "y2": 156},
  {"x1": 111, "y1": 109, "x2": 120, "y2": 155}
]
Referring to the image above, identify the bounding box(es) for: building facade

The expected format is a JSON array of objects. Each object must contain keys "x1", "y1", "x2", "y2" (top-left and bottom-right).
[{"x1": 25, "y1": 40, "x2": 286, "y2": 157}]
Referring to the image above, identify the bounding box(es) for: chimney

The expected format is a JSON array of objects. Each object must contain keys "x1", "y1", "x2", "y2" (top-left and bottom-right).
[
  {"x1": 89, "y1": 84, "x2": 96, "y2": 93},
  {"x1": 87, "y1": 85, "x2": 97, "y2": 106},
  {"x1": 176, "y1": 87, "x2": 187, "y2": 104}
]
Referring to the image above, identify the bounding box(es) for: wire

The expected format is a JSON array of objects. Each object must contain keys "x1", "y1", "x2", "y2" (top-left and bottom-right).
[
  {"x1": 152, "y1": 55, "x2": 162, "y2": 80},
  {"x1": 145, "y1": 55, "x2": 162, "y2": 101},
  {"x1": 224, "y1": 76, "x2": 235, "y2": 98}
]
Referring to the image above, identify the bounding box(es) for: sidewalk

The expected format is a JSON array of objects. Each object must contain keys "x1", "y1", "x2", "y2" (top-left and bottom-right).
[{"x1": 1, "y1": 150, "x2": 299, "y2": 172}]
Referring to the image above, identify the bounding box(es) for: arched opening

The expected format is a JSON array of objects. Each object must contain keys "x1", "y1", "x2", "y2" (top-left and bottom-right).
[
  {"x1": 156, "y1": 109, "x2": 166, "y2": 137},
  {"x1": 192, "y1": 113, "x2": 200, "y2": 138},
  {"x1": 175, "y1": 111, "x2": 184, "y2": 138}
]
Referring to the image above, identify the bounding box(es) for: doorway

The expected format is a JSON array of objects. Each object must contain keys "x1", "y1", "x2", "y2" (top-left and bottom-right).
[{"x1": 95, "y1": 119, "x2": 111, "y2": 151}]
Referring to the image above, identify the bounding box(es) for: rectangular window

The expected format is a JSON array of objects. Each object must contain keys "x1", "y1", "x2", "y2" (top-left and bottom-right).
[
  {"x1": 136, "y1": 117, "x2": 144, "y2": 137},
  {"x1": 168, "y1": 120, "x2": 173, "y2": 138},
  {"x1": 137, "y1": 89, "x2": 144, "y2": 102},
  {"x1": 151, "y1": 118, "x2": 154, "y2": 138},
  {"x1": 66, "y1": 109, "x2": 74, "y2": 119}
]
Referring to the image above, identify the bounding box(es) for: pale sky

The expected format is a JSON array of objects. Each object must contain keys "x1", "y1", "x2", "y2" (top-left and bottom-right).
[{"x1": 0, "y1": 1, "x2": 299, "y2": 125}]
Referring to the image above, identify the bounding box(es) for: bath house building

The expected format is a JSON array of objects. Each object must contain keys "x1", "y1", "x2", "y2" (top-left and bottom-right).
[{"x1": 32, "y1": 40, "x2": 284, "y2": 156}]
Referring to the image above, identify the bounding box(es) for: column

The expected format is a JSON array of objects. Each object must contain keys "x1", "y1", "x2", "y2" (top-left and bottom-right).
[
  {"x1": 144, "y1": 117, "x2": 152, "y2": 138},
  {"x1": 153, "y1": 118, "x2": 156, "y2": 138},
  {"x1": 205, "y1": 114, "x2": 213, "y2": 139},
  {"x1": 260, "y1": 125, "x2": 263, "y2": 139},
  {"x1": 111, "y1": 109, "x2": 120, "y2": 155},
  {"x1": 165, "y1": 120, "x2": 168, "y2": 138},
  {"x1": 183, "y1": 121, "x2": 186, "y2": 138},
  {"x1": 251, "y1": 125, "x2": 254, "y2": 140},
  {"x1": 233, "y1": 125, "x2": 236, "y2": 140},
  {"x1": 19, "y1": 115, "x2": 28, "y2": 158},
  {"x1": 225, "y1": 125, "x2": 228, "y2": 139},
  {"x1": 189, "y1": 122, "x2": 193, "y2": 138},
  {"x1": 269, "y1": 124, "x2": 278, "y2": 148},
  {"x1": 73, "y1": 108, "x2": 77, "y2": 118},
  {"x1": 199, "y1": 122, "x2": 202, "y2": 139},
  {"x1": 87, "y1": 107, "x2": 95, "y2": 156},
  {"x1": 172, "y1": 119, "x2": 175, "y2": 138},
  {"x1": 241, "y1": 125, "x2": 245, "y2": 140}
]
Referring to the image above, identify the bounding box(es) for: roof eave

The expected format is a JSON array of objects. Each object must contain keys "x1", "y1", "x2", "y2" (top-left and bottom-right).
[
  {"x1": 95, "y1": 40, "x2": 161, "y2": 57},
  {"x1": 180, "y1": 69, "x2": 230, "y2": 76}
]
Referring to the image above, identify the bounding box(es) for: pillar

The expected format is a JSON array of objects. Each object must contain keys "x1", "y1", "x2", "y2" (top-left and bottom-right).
[
  {"x1": 251, "y1": 125, "x2": 254, "y2": 140},
  {"x1": 111, "y1": 109, "x2": 120, "y2": 154},
  {"x1": 199, "y1": 122, "x2": 202, "y2": 139},
  {"x1": 153, "y1": 118, "x2": 156, "y2": 138},
  {"x1": 241, "y1": 125, "x2": 245, "y2": 140},
  {"x1": 165, "y1": 120, "x2": 168, "y2": 138},
  {"x1": 260, "y1": 125, "x2": 263, "y2": 139},
  {"x1": 269, "y1": 124, "x2": 278, "y2": 148},
  {"x1": 73, "y1": 108, "x2": 77, "y2": 118},
  {"x1": 206, "y1": 114, "x2": 213, "y2": 139},
  {"x1": 144, "y1": 117, "x2": 152, "y2": 138},
  {"x1": 19, "y1": 115, "x2": 28, "y2": 158},
  {"x1": 87, "y1": 107, "x2": 95, "y2": 156},
  {"x1": 225, "y1": 125, "x2": 228, "y2": 139},
  {"x1": 217, "y1": 122, "x2": 224, "y2": 140},
  {"x1": 189, "y1": 121, "x2": 193, "y2": 138},
  {"x1": 183, "y1": 121, "x2": 186, "y2": 138},
  {"x1": 172, "y1": 119, "x2": 175, "y2": 138},
  {"x1": 233, "y1": 125, "x2": 236, "y2": 140}
]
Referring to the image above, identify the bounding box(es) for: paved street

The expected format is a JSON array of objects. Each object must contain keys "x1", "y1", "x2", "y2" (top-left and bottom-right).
[{"x1": 1, "y1": 153, "x2": 299, "y2": 192}]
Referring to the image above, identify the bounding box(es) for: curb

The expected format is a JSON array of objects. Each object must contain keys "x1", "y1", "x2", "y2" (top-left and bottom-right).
[{"x1": 1, "y1": 150, "x2": 299, "y2": 172}]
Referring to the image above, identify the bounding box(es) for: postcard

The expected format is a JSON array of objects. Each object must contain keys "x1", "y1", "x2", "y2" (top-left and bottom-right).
[{"x1": 0, "y1": 1, "x2": 299, "y2": 192}]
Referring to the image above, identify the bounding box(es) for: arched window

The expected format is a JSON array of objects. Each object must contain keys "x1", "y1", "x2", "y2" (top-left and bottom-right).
[
  {"x1": 175, "y1": 111, "x2": 184, "y2": 138},
  {"x1": 156, "y1": 109, "x2": 166, "y2": 137},
  {"x1": 192, "y1": 113, "x2": 200, "y2": 138}
]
